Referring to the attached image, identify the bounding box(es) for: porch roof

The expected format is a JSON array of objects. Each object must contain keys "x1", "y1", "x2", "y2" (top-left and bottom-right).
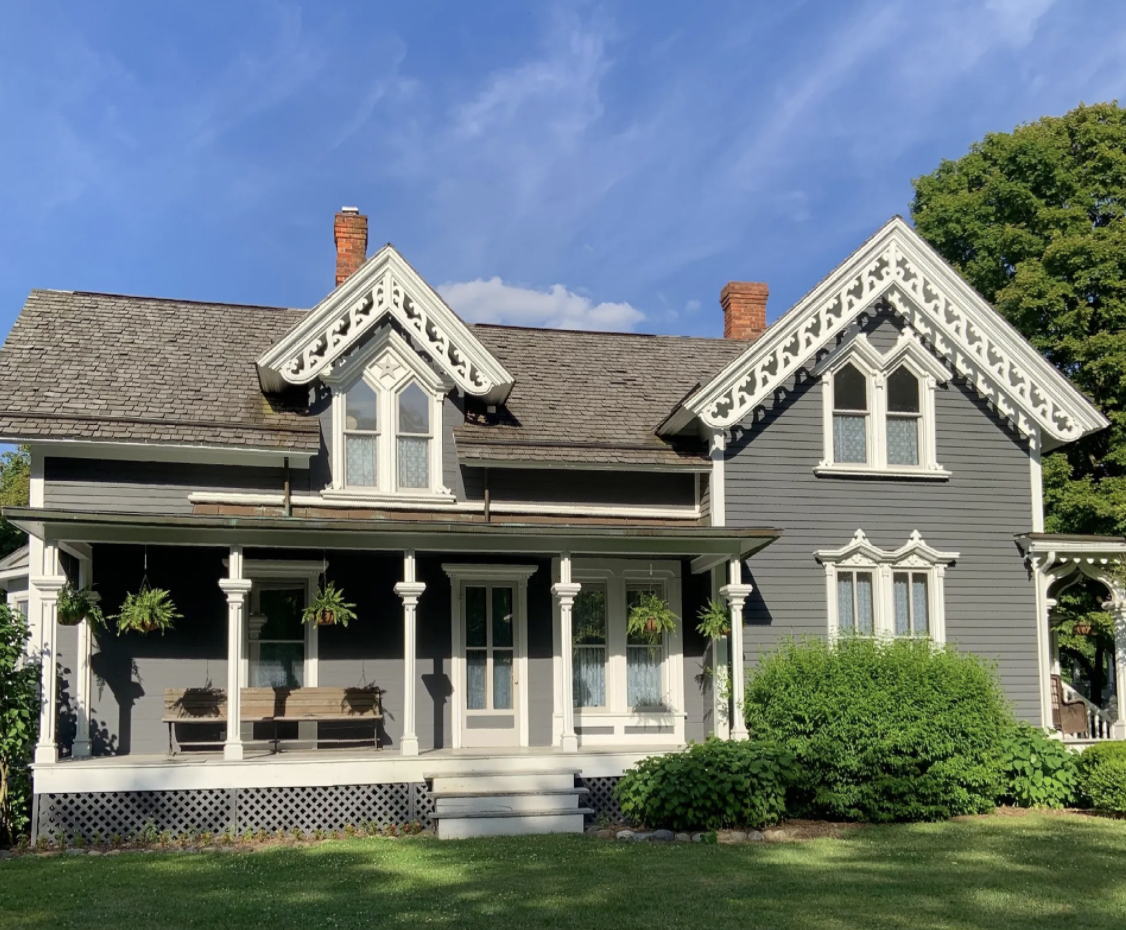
[{"x1": 5, "y1": 507, "x2": 780, "y2": 566}]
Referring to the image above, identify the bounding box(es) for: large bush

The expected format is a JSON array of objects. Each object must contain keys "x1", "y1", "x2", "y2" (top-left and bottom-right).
[
  {"x1": 1077, "y1": 742, "x2": 1126, "y2": 813},
  {"x1": 744, "y1": 637, "x2": 1013, "y2": 823},
  {"x1": 614, "y1": 738, "x2": 796, "y2": 831},
  {"x1": 998, "y1": 725, "x2": 1079, "y2": 809},
  {"x1": 1, "y1": 603, "x2": 38, "y2": 846}
]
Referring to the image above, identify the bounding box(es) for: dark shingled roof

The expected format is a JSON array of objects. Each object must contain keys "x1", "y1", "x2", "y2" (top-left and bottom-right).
[
  {"x1": 0, "y1": 290, "x2": 751, "y2": 466},
  {"x1": 0, "y1": 290, "x2": 319, "y2": 450}
]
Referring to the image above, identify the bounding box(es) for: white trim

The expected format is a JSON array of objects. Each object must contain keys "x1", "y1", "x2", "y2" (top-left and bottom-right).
[
  {"x1": 709, "y1": 429, "x2": 726, "y2": 527},
  {"x1": 256, "y1": 244, "x2": 514, "y2": 402},
  {"x1": 816, "y1": 530, "x2": 958, "y2": 642},
  {"x1": 443, "y1": 564, "x2": 537, "y2": 751},
  {"x1": 189, "y1": 490, "x2": 701, "y2": 521},
  {"x1": 27, "y1": 439, "x2": 312, "y2": 468},
  {"x1": 1030, "y1": 435, "x2": 1044, "y2": 533},
  {"x1": 813, "y1": 465, "x2": 951, "y2": 480},
  {"x1": 456, "y1": 457, "x2": 712, "y2": 474},
  {"x1": 688, "y1": 217, "x2": 1108, "y2": 444}
]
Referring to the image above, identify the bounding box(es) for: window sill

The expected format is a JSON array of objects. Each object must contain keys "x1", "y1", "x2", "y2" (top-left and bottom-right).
[
  {"x1": 813, "y1": 464, "x2": 951, "y2": 481},
  {"x1": 321, "y1": 488, "x2": 456, "y2": 505}
]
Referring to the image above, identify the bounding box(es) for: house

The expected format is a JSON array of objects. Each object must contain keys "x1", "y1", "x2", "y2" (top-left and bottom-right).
[{"x1": 1, "y1": 210, "x2": 1122, "y2": 842}]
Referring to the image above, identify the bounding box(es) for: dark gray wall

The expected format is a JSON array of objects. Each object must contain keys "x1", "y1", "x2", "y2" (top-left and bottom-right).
[
  {"x1": 461, "y1": 467, "x2": 696, "y2": 507},
  {"x1": 725, "y1": 322, "x2": 1040, "y2": 720},
  {"x1": 44, "y1": 459, "x2": 308, "y2": 515}
]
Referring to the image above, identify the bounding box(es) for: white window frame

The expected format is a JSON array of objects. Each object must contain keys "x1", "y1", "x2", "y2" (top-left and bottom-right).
[
  {"x1": 813, "y1": 328, "x2": 951, "y2": 479},
  {"x1": 324, "y1": 328, "x2": 452, "y2": 501},
  {"x1": 236, "y1": 559, "x2": 324, "y2": 690},
  {"x1": 553, "y1": 559, "x2": 685, "y2": 747},
  {"x1": 393, "y1": 382, "x2": 433, "y2": 492},
  {"x1": 816, "y1": 530, "x2": 958, "y2": 643}
]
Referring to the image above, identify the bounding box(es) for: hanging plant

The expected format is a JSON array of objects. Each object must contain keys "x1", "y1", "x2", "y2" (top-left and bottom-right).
[
  {"x1": 695, "y1": 598, "x2": 731, "y2": 640},
  {"x1": 113, "y1": 584, "x2": 181, "y2": 635},
  {"x1": 626, "y1": 591, "x2": 678, "y2": 646},
  {"x1": 57, "y1": 583, "x2": 105, "y2": 628},
  {"x1": 302, "y1": 582, "x2": 357, "y2": 627},
  {"x1": 1072, "y1": 621, "x2": 1093, "y2": 636}
]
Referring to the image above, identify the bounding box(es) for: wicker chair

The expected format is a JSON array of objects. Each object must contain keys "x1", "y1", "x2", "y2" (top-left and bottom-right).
[{"x1": 1051, "y1": 674, "x2": 1090, "y2": 738}]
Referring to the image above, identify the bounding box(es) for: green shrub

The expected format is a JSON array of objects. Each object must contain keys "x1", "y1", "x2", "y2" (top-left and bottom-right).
[
  {"x1": 614, "y1": 738, "x2": 796, "y2": 831},
  {"x1": 0, "y1": 603, "x2": 39, "y2": 846},
  {"x1": 999, "y1": 725, "x2": 1079, "y2": 808},
  {"x1": 1077, "y1": 742, "x2": 1126, "y2": 812},
  {"x1": 745, "y1": 636, "x2": 1013, "y2": 823}
]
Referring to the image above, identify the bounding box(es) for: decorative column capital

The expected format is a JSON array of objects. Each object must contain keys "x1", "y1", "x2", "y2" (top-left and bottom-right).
[
  {"x1": 31, "y1": 575, "x2": 67, "y2": 599},
  {"x1": 719, "y1": 583, "x2": 754, "y2": 607},
  {"x1": 394, "y1": 581, "x2": 427, "y2": 607},
  {"x1": 552, "y1": 581, "x2": 582, "y2": 606},
  {"x1": 219, "y1": 578, "x2": 253, "y2": 603}
]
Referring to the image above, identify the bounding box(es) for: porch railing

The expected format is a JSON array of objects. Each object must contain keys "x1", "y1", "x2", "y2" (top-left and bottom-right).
[{"x1": 1060, "y1": 680, "x2": 1118, "y2": 742}]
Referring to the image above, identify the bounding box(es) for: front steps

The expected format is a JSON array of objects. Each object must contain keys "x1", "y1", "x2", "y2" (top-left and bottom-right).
[{"x1": 429, "y1": 769, "x2": 592, "y2": 839}]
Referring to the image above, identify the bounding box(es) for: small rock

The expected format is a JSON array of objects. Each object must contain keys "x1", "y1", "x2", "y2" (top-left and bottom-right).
[
  {"x1": 749, "y1": 830, "x2": 766, "y2": 842},
  {"x1": 765, "y1": 829, "x2": 787, "y2": 842},
  {"x1": 86, "y1": 850, "x2": 103, "y2": 856},
  {"x1": 594, "y1": 829, "x2": 616, "y2": 840},
  {"x1": 615, "y1": 830, "x2": 634, "y2": 841},
  {"x1": 723, "y1": 831, "x2": 749, "y2": 844},
  {"x1": 104, "y1": 850, "x2": 121, "y2": 857},
  {"x1": 631, "y1": 832, "x2": 653, "y2": 842},
  {"x1": 691, "y1": 832, "x2": 703, "y2": 842},
  {"x1": 0, "y1": 850, "x2": 13, "y2": 860},
  {"x1": 650, "y1": 829, "x2": 675, "y2": 842},
  {"x1": 65, "y1": 848, "x2": 85, "y2": 856},
  {"x1": 674, "y1": 833, "x2": 691, "y2": 843}
]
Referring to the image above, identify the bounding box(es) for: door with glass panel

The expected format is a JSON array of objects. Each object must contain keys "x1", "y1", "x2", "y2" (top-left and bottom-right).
[
  {"x1": 461, "y1": 584, "x2": 520, "y2": 747},
  {"x1": 248, "y1": 586, "x2": 307, "y2": 687}
]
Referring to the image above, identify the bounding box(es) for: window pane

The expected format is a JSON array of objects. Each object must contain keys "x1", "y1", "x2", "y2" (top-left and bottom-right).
[
  {"x1": 466, "y1": 587, "x2": 486, "y2": 647},
  {"x1": 887, "y1": 417, "x2": 920, "y2": 466},
  {"x1": 893, "y1": 573, "x2": 910, "y2": 636},
  {"x1": 573, "y1": 646, "x2": 606, "y2": 707},
  {"x1": 466, "y1": 650, "x2": 486, "y2": 709},
  {"x1": 837, "y1": 574, "x2": 855, "y2": 632},
  {"x1": 345, "y1": 434, "x2": 376, "y2": 487},
  {"x1": 573, "y1": 587, "x2": 606, "y2": 645},
  {"x1": 493, "y1": 652, "x2": 513, "y2": 710},
  {"x1": 626, "y1": 587, "x2": 666, "y2": 645},
  {"x1": 834, "y1": 364, "x2": 867, "y2": 411},
  {"x1": 912, "y1": 574, "x2": 929, "y2": 636},
  {"x1": 257, "y1": 588, "x2": 305, "y2": 640},
  {"x1": 251, "y1": 643, "x2": 304, "y2": 688},
  {"x1": 856, "y1": 572, "x2": 874, "y2": 635},
  {"x1": 397, "y1": 437, "x2": 430, "y2": 488},
  {"x1": 492, "y1": 587, "x2": 514, "y2": 648},
  {"x1": 399, "y1": 383, "x2": 430, "y2": 434},
  {"x1": 345, "y1": 379, "x2": 378, "y2": 431},
  {"x1": 887, "y1": 367, "x2": 920, "y2": 413},
  {"x1": 627, "y1": 646, "x2": 662, "y2": 707},
  {"x1": 834, "y1": 415, "x2": 867, "y2": 463}
]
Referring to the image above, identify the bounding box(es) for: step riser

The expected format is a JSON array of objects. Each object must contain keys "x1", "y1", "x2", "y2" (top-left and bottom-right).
[
  {"x1": 435, "y1": 794, "x2": 581, "y2": 815},
  {"x1": 439, "y1": 813, "x2": 586, "y2": 840},
  {"x1": 430, "y1": 773, "x2": 575, "y2": 794}
]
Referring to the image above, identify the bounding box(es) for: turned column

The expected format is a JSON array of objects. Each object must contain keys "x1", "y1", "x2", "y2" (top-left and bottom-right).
[
  {"x1": 552, "y1": 553, "x2": 581, "y2": 753},
  {"x1": 1108, "y1": 587, "x2": 1126, "y2": 741},
  {"x1": 720, "y1": 557, "x2": 753, "y2": 742},
  {"x1": 219, "y1": 546, "x2": 252, "y2": 762},
  {"x1": 394, "y1": 551, "x2": 426, "y2": 757},
  {"x1": 32, "y1": 544, "x2": 67, "y2": 765}
]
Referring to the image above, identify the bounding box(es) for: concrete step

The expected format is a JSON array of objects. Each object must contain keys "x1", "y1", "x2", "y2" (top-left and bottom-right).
[
  {"x1": 434, "y1": 789, "x2": 587, "y2": 816},
  {"x1": 428, "y1": 770, "x2": 579, "y2": 795},
  {"x1": 437, "y1": 808, "x2": 593, "y2": 840}
]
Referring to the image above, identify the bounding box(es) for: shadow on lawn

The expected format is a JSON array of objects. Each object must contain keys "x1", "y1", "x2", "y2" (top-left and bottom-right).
[{"x1": 3, "y1": 815, "x2": 1126, "y2": 930}]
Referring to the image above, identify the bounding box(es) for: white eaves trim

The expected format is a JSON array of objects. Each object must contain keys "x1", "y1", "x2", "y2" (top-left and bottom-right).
[
  {"x1": 685, "y1": 217, "x2": 1108, "y2": 447},
  {"x1": 27, "y1": 439, "x2": 313, "y2": 469},
  {"x1": 256, "y1": 244, "x2": 514, "y2": 403}
]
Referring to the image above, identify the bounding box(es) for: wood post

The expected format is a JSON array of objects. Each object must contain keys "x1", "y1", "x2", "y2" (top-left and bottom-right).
[{"x1": 394, "y1": 551, "x2": 426, "y2": 757}]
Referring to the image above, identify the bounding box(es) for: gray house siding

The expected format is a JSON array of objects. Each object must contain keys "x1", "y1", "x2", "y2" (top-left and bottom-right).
[
  {"x1": 726, "y1": 345, "x2": 1041, "y2": 721},
  {"x1": 460, "y1": 467, "x2": 696, "y2": 508}
]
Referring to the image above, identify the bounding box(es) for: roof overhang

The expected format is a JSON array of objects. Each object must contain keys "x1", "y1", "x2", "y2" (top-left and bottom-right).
[
  {"x1": 4, "y1": 507, "x2": 780, "y2": 567},
  {"x1": 681, "y1": 217, "x2": 1109, "y2": 448},
  {"x1": 256, "y1": 245, "x2": 514, "y2": 403}
]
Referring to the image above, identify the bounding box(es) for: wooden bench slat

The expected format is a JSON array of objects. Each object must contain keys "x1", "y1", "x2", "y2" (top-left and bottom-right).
[{"x1": 163, "y1": 687, "x2": 383, "y2": 723}]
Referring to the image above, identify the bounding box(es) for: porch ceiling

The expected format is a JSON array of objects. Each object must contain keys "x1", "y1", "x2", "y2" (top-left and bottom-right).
[{"x1": 4, "y1": 506, "x2": 780, "y2": 564}]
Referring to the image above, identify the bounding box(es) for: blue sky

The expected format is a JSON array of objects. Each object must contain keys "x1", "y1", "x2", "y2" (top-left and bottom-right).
[{"x1": 1, "y1": 0, "x2": 1125, "y2": 338}]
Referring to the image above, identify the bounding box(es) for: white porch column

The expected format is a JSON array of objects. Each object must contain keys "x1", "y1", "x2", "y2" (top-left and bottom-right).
[
  {"x1": 394, "y1": 551, "x2": 426, "y2": 757},
  {"x1": 1108, "y1": 589, "x2": 1126, "y2": 741},
  {"x1": 710, "y1": 563, "x2": 730, "y2": 740},
  {"x1": 552, "y1": 553, "x2": 581, "y2": 753},
  {"x1": 71, "y1": 556, "x2": 96, "y2": 758},
  {"x1": 32, "y1": 544, "x2": 66, "y2": 765},
  {"x1": 720, "y1": 557, "x2": 753, "y2": 742},
  {"x1": 219, "y1": 546, "x2": 252, "y2": 762}
]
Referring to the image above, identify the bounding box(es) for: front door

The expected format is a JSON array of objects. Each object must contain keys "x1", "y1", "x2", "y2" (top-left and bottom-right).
[{"x1": 461, "y1": 583, "x2": 521, "y2": 747}]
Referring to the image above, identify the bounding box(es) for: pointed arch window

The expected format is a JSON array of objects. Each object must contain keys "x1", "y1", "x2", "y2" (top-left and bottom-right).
[{"x1": 397, "y1": 382, "x2": 431, "y2": 490}]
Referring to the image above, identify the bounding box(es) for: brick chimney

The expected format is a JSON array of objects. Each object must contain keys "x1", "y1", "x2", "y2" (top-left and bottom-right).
[
  {"x1": 334, "y1": 206, "x2": 368, "y2": 287},
  {"x1": 720, "y1": 282, "x2": 769, "y2": 340}
]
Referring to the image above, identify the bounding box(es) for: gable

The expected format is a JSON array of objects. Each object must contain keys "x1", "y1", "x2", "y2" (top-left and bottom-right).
[
  {"x1": 686, "y1": 217, "x2": 1108, "y2": 449},
  {"x1": 256, "y1": 245, "x2": 514, "y2": 403}
]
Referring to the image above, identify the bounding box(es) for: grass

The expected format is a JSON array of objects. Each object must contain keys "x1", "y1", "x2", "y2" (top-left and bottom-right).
[{"x1": 1, "y1": 813, "x2": 1125, "y2": 929}]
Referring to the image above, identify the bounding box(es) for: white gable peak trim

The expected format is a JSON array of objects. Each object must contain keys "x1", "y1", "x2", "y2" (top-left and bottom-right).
[
  {"x1": 257, "y1": 245, "x2": 514, "y2": 403},
  {"x1": 687, "y1": 217, "x2": 1108, "y2": 446}
]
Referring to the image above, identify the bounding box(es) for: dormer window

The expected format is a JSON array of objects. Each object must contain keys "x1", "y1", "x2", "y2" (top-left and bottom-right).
[
  {"x1": 815, "y1": 329, "x2": 951, "y2": 479},
  {"x1": 326, "y1": 328, "x2": 452, "y2": 500}
]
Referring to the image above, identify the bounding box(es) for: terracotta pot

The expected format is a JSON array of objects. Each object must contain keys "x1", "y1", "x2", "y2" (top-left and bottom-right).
[
  {"x1": 139, "y1": 619, "x2": 159, "y2": 633},
  {"x1": 1073, "y1": 623, "x2": 1093, "y2": 636},
  {"x1": 644, "y1": 617, "x2": 659, "y2": 634},
  {"x1": 317, "y1": 610, "x2": 336, "y2": 626}
]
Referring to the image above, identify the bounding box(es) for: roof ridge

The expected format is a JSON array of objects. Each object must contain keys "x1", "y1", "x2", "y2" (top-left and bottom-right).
[
  {"x1": 471, "y1": 321, "x2": 752, "y2": 343},
  {"x1": 48, "y1": 289, "x2": 307, "y2": 314}
]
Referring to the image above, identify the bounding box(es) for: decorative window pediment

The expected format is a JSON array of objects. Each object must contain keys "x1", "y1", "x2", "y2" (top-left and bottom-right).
[
  {"x1": 685, "y1": 217, "x2": 1108, "y2": 449},
  {"x1": 816, "y1": 529, "x2": 959, "y2": 642},
  {"x1": 256, "y1": 244, "x2": 514, "y2": 404},
  {"x1": 812, "y1": 328, "x2": 950, "y2": 479}
]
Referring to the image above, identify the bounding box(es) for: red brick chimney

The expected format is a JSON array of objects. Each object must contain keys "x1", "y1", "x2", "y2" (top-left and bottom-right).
[
  {"x1": 334, "y1": 206, "x2": 368, "y2": 287},
  {"x1": 720, "y1": 282, "x2": 769, "y2": 340}
]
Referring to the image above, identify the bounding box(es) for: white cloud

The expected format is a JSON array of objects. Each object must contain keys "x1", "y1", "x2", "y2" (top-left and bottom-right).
[{"x1": 439, "y1": 277, "x2": 645, "y2": 331}]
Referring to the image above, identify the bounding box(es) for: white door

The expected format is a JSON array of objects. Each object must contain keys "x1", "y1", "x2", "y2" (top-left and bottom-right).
[{"x1": 461, "y1": 583, "x2": 522, "y2": 747}]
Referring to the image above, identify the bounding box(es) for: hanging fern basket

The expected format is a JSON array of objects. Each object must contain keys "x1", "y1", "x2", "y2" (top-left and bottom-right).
[
  {"x1": 302, "y1": 582, "x2": 358, "y2": 628},
  {"x1": 113, "y1": 583, "x2": 182, "y2": 635},
  {"x1": 1072, "y1": 622, "x2": 1093, "y2": 636},
  {"x1": 57, "y1": 583, "x2": 105, "y2": 628},
  {"x1": 626, "y1": 591, "x2": 678, "y2": 646},
  {"x1": 695, "y1": 598, "x2": 731, "y2": 640}
]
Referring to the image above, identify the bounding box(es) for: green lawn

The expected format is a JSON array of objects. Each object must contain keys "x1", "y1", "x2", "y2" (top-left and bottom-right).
[{"x1": 2, "y1": 814, "x2": 1125, "y2": 929}]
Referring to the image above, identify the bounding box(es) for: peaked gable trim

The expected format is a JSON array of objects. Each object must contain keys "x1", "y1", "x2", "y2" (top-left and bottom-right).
[
  {"x1": 687, "y1": 218, "x2": 1108, "y2": 446},
  {"x1": 256, "y1": 245, "x2": 514, "y2": 402}
]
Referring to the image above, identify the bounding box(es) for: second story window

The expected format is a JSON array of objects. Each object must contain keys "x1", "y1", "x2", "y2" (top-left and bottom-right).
[
  {"x1": 886, "y1": 367, "x2": 920, "y2": 466},
  {"x1": 833, "y1": 364, "x2": 869, "y2": 464},
  {"x1": 344, "y1": 379, "x2": 379, "y2": 487},
  {"x1": 397, "y1": 382, "x2": 431, "y2": 490}
]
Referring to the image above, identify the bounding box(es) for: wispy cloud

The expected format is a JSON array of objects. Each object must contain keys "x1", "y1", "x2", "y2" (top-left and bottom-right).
[{"x1": 439, "y1": 277, "x2": 644, "y2": 331}]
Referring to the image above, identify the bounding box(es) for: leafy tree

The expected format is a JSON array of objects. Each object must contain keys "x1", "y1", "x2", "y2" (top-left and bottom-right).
[
  {"x1": 0, "y1": 602, "x2": 38, "y2": 845},
  {"x1": 911, "y1": 102, "x2": 1126, "y2": 537},
  {"x1": 0, "y1": 446, "x2": 29, "y2": 559}
]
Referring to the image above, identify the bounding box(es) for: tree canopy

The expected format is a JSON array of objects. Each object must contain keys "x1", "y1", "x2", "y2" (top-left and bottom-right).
[
  {"x1": 0, "y1": 447, "x2": 28, "y2": 560},
  {"x1": 911, "y1": 102, "x2": 1126, "y2": 536}
]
